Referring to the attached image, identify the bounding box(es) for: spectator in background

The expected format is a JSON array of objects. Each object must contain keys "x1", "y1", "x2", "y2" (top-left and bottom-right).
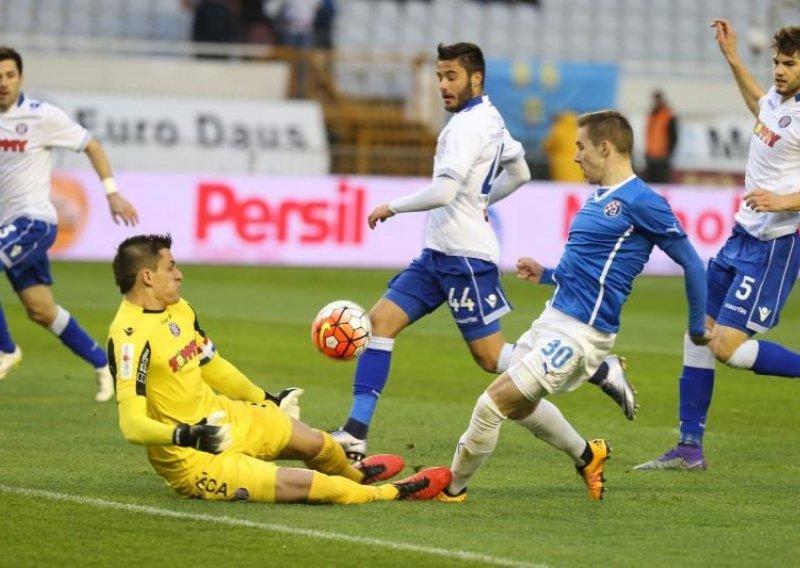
[
  {"x1": 182, "y1": 0, "x2": 240, "y2": 58},
  {"x1": 542, "y1": 111, "x2": 584, "y2": 182},
  {"x1": 240, "y1": 0, "x2": 277, "y2": 46},
  {"x1": 313, "y1": 0, "x2": 336, "y2": 49},
  {"x1": 277, "y1": 0, "x2": 320, "y2": 48},
  {"x1": 644, "y1": 90, "x2": 678, "y2": 184}
]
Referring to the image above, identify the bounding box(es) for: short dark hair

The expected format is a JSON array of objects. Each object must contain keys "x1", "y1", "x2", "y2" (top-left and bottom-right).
[
  {"x1": 576, "y1": 110, "x2": 634, "y2": 155},
  {"x1": 0, "y1": 46, "x2": 22, "y2": 74},
  {"x1": 112, "y1": 234, "x2": 173, "y2": 294},
  {"x1": 772, "y1": 26, "x2": 800, "y2": 57},
  {"x1": 437, "y1": 42, "x2": 485, "y2": 86}
]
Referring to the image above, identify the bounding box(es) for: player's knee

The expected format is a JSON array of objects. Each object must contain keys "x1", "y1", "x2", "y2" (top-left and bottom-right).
[
  {"x1": 472, "y1": 351, "x2": 498, "y2": 372},
  {"x1": 709, "y1": 335, "x2": 740, "y2": 363},
  {"x1": 24, "y1": 305, "x2": 52, "y2": 327}
]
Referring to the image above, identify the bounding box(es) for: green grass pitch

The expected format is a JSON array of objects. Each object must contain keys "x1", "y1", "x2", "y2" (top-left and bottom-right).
[{"x1": 1, "y1": 261, "x2": 798, "y2": 567}]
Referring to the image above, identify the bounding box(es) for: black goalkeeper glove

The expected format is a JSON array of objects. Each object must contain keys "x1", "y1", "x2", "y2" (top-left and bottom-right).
[
  {"x1": 172, "y1": 410, "x2": 232, "y2": 454},
  {"x1": 264, "y1": 387, "x2": 304, "y2": 420}
]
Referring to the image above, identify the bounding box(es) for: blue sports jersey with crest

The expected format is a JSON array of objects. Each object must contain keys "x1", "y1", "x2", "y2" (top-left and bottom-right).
[{"x1": 551, "y1": 176, "x2": 686, "y2": 333}]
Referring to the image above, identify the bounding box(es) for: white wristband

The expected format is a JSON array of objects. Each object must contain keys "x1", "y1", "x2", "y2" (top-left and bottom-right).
[{"x1": 102, "y1": 178, "x2": 119, "y2": 196}]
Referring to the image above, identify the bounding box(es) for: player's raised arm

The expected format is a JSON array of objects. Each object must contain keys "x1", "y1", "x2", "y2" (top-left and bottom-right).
[
  {"x1": 711, "y1": 19, "x2": 765, "y2": 117},
  {"x1": 83, "y1": 138, "x2": 139, "y2": 226}
]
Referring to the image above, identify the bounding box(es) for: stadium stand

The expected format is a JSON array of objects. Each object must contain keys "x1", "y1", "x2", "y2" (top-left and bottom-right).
[{"x1": 2, "y1": 0, "x2": 798, "y2": 177}]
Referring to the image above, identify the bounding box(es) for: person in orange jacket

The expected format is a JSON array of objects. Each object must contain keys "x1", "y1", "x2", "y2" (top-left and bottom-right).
[{"x1": 645, "y1": 91, "x2": 678, "y2": 184}]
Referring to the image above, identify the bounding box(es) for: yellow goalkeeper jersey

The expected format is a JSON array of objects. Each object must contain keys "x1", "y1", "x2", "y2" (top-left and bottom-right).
[{"x1": 108, "y1": 297, "x2": 265, "y2": 479}]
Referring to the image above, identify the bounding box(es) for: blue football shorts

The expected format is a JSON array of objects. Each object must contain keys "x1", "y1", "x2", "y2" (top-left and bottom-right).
[
  {"x1": 384, "y1": 248, "x2": 512, "y2": 341},
  {"x1": 707, "y1": 224, "x2": 800, "y2": 335},
  {"x1": 0, "y1": 217, "x2": 57, "y2": 292}
]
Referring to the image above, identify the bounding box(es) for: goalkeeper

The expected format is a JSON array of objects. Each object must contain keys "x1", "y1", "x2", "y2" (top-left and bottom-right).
[{"x1": 107, "y1": 233, "x2": 450, "y2": 504}]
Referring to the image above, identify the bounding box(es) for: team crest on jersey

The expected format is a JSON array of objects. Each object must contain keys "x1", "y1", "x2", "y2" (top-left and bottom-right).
[
  {"x1": 168, "y1": 322, "x2": 181, "y2": 337},
  {"x1": 779, "y1": 115, "x2": 792, "y2": 128},
  {"x1": 15, "y1": 123, "x2": 28, "y2": 134},
  {"x1": 604, "y1": 200, "x2": 622, "y2": 217}
]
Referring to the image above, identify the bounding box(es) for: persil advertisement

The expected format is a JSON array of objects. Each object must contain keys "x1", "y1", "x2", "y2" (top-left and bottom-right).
[{"x1": 50, "y1": 171, "x2": 747, "y2": 275}]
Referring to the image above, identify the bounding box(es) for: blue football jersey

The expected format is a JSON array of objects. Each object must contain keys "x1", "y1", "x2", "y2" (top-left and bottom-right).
[{"x1": 550, "y1": 176, "x2": 686, "y2": 332}]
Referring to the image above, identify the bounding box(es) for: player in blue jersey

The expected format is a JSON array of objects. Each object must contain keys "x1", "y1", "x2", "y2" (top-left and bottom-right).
[
  {"x1": 436, "y1": 110, "x2": 710, "y2": 502},
  {"x1": 636, "y1": 21, "x2": 800, "y2": 471},
  {"x1": 331, "y1": 44, "x2": 637, "y2": 462}
]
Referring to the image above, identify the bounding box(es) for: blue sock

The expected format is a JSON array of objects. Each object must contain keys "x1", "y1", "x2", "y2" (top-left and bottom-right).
[
  {"x1": 752, "y1": 340, "x2": 800, "y2": 378},
  {"x1": 345, "y1": 344, "x2": 393, "y2": 438},
  {"x1": 59, "y1": 317, "x2": 107, "y2": 368},
  {"x1": 678, "y1": 366, "x2": 715, "y2": 447},
  {"x1": 0, "y1": 302, "x2": 15, "y2": 353}
]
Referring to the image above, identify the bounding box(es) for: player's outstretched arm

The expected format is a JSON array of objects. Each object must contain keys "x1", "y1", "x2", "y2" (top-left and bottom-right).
[
  {"x1": 488, "y1": 157, "x2": 531, "y2": 205},
  {"x1": 745, "y1": 188, "x2": 800, "y2": 212},
  {"x1": 660, "y1": 237, "x2": 708, "y2": 344},
  {"x1": 711, "y1": 18, "x2": 765, "y2": 117},
  {"x1": 200, "y1": 354, "x2": 270, "y2": 403},
  {"x1": 83, "y1": 138, "x2": 139, "y2": 226},
  {"x1": 516, "y1": 256, "x2": 556, "y2": 285}
]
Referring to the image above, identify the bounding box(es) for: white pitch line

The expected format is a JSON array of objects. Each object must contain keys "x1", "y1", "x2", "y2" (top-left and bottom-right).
[{"x1": 0, "y1": 484, "x2": 551, "y2": 568}]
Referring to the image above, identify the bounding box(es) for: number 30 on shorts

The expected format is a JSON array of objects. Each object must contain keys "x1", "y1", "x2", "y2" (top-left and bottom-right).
[{"x1": 539, "y1": 339, "x2": 575, "y2": 369}]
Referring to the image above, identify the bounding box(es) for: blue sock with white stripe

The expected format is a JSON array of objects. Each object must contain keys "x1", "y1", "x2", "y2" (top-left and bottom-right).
[
  {"x1": 49, "y1": 306, "x2": 107, "y2": 368},
  {"x1": 0, "y1": 302, "x2": 16, "y2": 353},
  {"x1": 344, "y1": 336, "x2": 394, "y2": 439},
  {"x1": 752, "y1": 341, "x2": 800, "y2": 377}
]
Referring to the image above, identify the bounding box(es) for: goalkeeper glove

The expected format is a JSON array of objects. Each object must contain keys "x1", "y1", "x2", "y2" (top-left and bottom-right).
[
  {"x1": 264, "y1": 387, "x2": 304, "y2": 420},
  {"x1": 172, "y1": 410, "x2": 232, "y2": 454}
]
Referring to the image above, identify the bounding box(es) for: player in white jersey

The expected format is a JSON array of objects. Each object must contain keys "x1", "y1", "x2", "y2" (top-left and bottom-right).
[
  {"x1": 331, "y1": 44, "x2": 636, "y2": 462},
  {"x1": 636, "y1": 21, "x2": 800, "y2": 471},
  {"x1": 0, "y1": 46, "x2": 138, "y2": 401},
  {"x1": 436, "y1": 110, "x2": 710, "y2": 502}
]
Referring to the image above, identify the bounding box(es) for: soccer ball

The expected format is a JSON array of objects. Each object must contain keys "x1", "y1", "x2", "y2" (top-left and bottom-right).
[{"x1": 311, "y1": 300, "x2": 372, "y2": 360}]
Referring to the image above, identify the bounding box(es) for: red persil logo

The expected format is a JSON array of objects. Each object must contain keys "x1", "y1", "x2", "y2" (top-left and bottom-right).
[{"x1": 195, "y1": 179, "x2": 366, "y2": 245}]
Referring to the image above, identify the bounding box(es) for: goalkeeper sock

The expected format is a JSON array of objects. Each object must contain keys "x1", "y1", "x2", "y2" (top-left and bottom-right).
[
  {"x1": 307, "y1": 471, "x2": 396, "y2": 504},
  {"x1": 0, "y1": 302, "x2": 15, "y2": 352},
  {"x1": 305, "y1": 432, "x2": 363, "y2": 482},
  {"x1": 50, "y1": 306, "x2": 106, "y2": 368},
  {"x1": 346, "y1": 336, "x2": 394, "y2": 437},
  {"x1": 513, "y1": 398, "x2": 586, "y2": 464}
]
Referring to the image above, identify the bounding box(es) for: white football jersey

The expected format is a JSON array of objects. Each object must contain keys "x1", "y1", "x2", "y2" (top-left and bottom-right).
[
  {"x1": 0, "y1": 94, "x2": 90, "y2": 225},
  {"x1": 427, "y1": 95, "x2": 524, "y2": 263},
  {"x1": 735, "y1": 87, "x2": 800, "y2": 240}
]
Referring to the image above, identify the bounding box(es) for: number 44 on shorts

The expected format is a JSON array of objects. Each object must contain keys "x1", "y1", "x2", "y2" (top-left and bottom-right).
[{"x1": 448, "y1": 287, "x2": 475, "y2": 312}]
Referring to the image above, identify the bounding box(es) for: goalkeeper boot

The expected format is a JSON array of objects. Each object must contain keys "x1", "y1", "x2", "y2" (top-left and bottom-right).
[
  {"x1": 435, "y1": 486, "x2": 467, "y2": 503},
  {"x1": 596, "y1": 355, "x2": 638, "y2": 420},
  {"x1": 576, "y1": 439, "x2": 610, "y2": 501},
  {"x1": 329, "y1": 429, "x2": 367, "y2": 463},
  {"x1": 393, "y1": 467, "x2": 452, "y2": 501},
  {"x1": 95, "y1": 365, "x2": 115, "y2": 402},
  {"x1": 357, "y1": 454, "x2": 405, "y2": 484},
  {"x1": 0, "y1": 345, "x2": 22, "y2": 380},
  {"x1": 634, "y1": 444, "x2": 707, "y2": 471}
]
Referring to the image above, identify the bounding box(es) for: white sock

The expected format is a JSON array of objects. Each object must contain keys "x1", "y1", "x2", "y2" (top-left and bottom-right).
[
  {"x1": 726, "y1": 339, "x2": 759, "y2": 369},
  {"x1": 448, "y1": 392, "x2": 506, "y2": 494},
  {"x1": 683, "y1": 333, "x2": 716, "y2": 369},
  {"x1": 48, "y1": 306, "x2": 71, "y2": 336},
  {"x1": 495, "y1": 342, "x2": 515, "y2": 373},
  {"x1": 512, "y1": 398, "x2": 587, "y2": 465}
]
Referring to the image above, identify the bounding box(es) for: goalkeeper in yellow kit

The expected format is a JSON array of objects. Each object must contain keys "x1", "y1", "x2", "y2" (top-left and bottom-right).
[{"x1": 108, "y1": 233, "x2": 451, "y2": 504}]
